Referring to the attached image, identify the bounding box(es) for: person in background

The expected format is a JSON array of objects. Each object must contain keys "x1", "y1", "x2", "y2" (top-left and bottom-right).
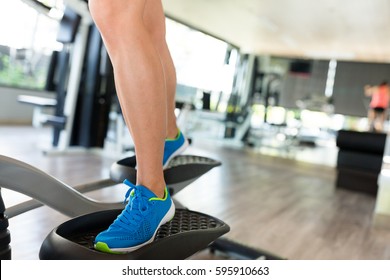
[{"x1": 364, "y1": 81, "x2": 390, "y2": 132}]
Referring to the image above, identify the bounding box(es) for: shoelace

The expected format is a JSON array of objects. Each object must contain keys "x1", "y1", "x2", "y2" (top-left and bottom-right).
[{"x1": 112, "y1": 179, "x2": 149, "y2": 231}]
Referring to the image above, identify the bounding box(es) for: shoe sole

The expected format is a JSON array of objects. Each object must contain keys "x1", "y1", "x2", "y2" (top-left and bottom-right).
[
  {"x1": 163, "y1": 139, "x2": 189, "y2": 169},
  {"x1": 95, "y1": 199, "x2": 176, "y2": 254}
]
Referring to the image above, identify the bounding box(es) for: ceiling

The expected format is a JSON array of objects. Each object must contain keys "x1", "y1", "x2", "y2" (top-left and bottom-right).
[{"x1": 163, "y1": 0, "x2": 390, "y2": 63}]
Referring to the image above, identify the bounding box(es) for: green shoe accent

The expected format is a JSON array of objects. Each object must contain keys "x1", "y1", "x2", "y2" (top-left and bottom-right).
[
  {"x1": 166, "y1": 129, "x2": 181, "y2": 141},
  {"x1": 149, "y1": 187, "x2": 169, "y2": 202},
  {"x1": 95, "y1": 242, "x2": 125, "y2": 254}
]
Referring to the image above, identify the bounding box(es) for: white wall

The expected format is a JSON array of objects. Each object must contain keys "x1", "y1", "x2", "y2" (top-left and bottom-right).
[{"x1": 0, "y1": 86, "x2": 54, "y2": 124}]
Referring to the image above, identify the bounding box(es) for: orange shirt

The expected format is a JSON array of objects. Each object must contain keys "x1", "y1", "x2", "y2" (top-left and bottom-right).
[{"x1": 370, "y1": 85, "x2": 390, "y2": 109}]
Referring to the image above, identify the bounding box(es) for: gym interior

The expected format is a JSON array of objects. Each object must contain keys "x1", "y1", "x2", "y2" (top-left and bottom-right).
[{"x1": 1, "y1": 0, "x2": 390, "y2": 260}]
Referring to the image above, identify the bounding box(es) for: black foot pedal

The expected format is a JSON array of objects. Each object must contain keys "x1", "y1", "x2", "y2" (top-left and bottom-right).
[
  {"x1": 110, "y1": 155, "x2": 221, "y2": 194},
  {"x1": 39, "y1": 209, "x2": 229, "y2": 260}
]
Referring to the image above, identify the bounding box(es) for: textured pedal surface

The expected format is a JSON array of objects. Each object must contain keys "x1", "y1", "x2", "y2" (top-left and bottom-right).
[
  {"x1": 167, "y1": 155, "x2": 221, "y2": 168},
  {"x1": 110, "y1": 155, "x2": 221, "y2": 186},
  {"x1": 155, "y1": 209, "x2": 221, "y2": 240},
  {"x1": 67, "y1": 209, "x2": 224, "y2": 250}
]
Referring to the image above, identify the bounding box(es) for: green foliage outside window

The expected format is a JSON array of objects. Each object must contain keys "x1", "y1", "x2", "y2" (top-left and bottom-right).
[{"x1": 0, "y1": 55, "x2": 46, "y2": 90}]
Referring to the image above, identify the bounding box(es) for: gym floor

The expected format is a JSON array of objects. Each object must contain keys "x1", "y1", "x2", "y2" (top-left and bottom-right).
[{"x1": 1, "y1": 126, "x2": 390, "y2": 260}]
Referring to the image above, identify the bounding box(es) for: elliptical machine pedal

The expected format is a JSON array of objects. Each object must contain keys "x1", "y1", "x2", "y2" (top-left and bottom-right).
[{"x1": 40, "y1": 208, "x2": 229, "y2": 260}]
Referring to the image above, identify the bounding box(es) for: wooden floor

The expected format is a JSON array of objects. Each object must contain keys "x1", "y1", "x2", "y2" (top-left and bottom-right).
[{"x1": 1, "y1": 126, "x2": 390, "y2": 260}]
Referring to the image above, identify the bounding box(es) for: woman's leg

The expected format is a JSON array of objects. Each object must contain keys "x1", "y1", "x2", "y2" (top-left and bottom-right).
[
  {"x1": 143, "y1": 0, "x2": 178, "y2": 139},
  {"x1": 377, "y1": 111, "x2": 386, "y2": 132},
  {"x1": 89, "y1": 0, "x2": 166, "y2": 198},
  {"x1": 88, "y1": 0, "x2": 178, "y2": 253},
  {"x1": 368, "y1": 109, "x2": 375, "y2": 131},
  {"x1": 142, "y1": 0, "x2": 188, "y2": 169}
]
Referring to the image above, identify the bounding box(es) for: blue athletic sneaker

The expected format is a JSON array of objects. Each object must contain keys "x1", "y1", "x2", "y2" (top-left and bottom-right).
[
  {"x1": 94, "y1": 179, "x2": 175, "y2": 254},
  {"x1": 163, "y1": 130, "x2": 189, "y2": 169}
]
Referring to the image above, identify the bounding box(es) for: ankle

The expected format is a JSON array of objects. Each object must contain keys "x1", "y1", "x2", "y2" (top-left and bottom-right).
[
  {"x1": 167, "y1": 126, "x2": 179, "y2": 140},
  {"x1": 148, "y1": 185, "x2": 166, "y2": 199},
  {"x1": 137, "y1": 178, "x2": 166, "y2": 199}
]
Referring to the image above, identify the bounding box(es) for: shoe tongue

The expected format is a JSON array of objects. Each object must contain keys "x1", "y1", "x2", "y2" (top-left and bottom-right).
[{"x1": 136, "y1": 185, "x2": 158, "y2": 200}]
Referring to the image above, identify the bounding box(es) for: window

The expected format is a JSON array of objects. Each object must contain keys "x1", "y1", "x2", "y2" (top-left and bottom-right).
[
  {"x1": 0, "y1": 1, "x2": 235, "y2": 95},
  {"x1": 166, "y1": 18, "x2": 237, "y2": 109},
  {"x1": 0, "y1": 0, "x2": 62, "y2": 89}
]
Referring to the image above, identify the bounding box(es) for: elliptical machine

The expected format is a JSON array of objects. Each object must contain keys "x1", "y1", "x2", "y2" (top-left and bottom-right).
[{"x1": 0, "y1": 154, "x2": 228, "y2": 259}]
